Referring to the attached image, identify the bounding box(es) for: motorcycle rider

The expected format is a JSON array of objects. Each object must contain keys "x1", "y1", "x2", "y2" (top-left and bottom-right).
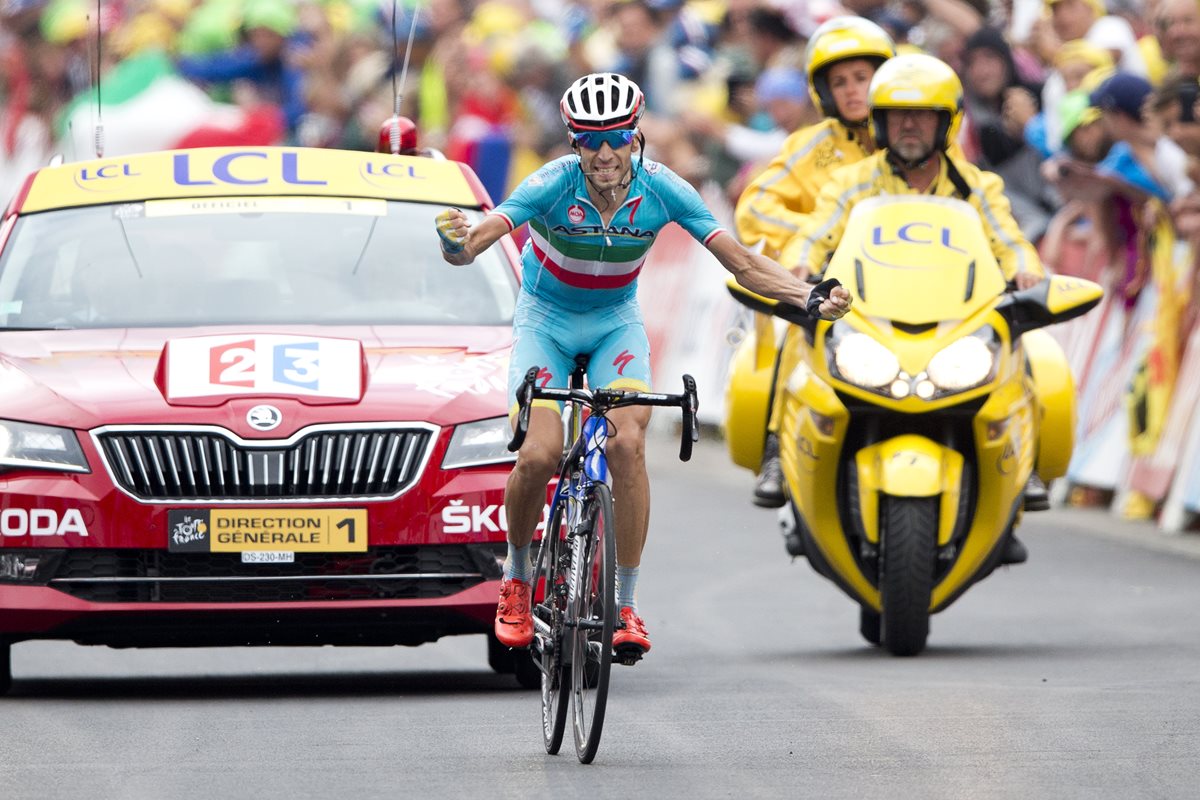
[
  {"x1": 779, "y1": 53, "x2": 1048, "y2": 563},
  {"x1": 734, "y1": 16, "x2": 896, "y2": 508}
]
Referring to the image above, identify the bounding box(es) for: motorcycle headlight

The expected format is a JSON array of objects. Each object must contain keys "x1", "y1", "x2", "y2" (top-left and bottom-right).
[
  {"x1": 442, "y1": 417, "x2": 516, "y2": 469},
  {"x1": 926, "y1": 327, "x2": 999, "y2": 393},
  {"x1": 829, "y1": 329, "x2": 900, "y2": 389},
  {"x1": 0, "y1": 420, "x2": 89, "y2": 473}
]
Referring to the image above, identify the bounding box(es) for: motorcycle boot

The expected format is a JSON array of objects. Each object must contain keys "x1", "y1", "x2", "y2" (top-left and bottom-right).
[
  {"x1": 1001, "y1": 534, "x2": 1028, "y2": 564},
  {"x1": 1023, "y1": 471, "x2": 1050, "y2": 512},
  {"x1": 753, "y1": 433, "x2": 786, "y2": 508}
]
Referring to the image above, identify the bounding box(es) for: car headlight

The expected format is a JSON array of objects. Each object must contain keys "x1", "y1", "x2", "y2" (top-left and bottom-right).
[
  {"x1": 442, "y1": 417, "x2": 516, "y2": 469},
  {"x1": 828, "y1": 329, "x2": 900, "y2": 389},
  {"x1": 0, "y1": 421, "x2": 89, "y2": 473},
  {"x1": 926, "y1": 327, "x2": 999, "y2": 393}
]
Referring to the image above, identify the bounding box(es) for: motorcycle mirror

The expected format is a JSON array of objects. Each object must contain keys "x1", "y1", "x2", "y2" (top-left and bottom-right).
[
  {"x1": 995, "y1": 275, "x2": 1104, "y2": 338},
  {"x1": 725, "y1": 279, "x2": 820, "y2": 335}
]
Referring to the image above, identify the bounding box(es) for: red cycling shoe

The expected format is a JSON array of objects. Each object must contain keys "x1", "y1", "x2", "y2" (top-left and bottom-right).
[
  {"x1": 612, "y1": 607, "x2": 651, "y2": 654},
  {"x1": 494, "y1": 578, "x2": 534, "y2": 648}
]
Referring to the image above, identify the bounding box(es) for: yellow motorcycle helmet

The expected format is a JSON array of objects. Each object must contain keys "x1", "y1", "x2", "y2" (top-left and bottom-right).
[
  {"x1": 805, "y1": 16, "x2": 896, "y2": 121},
  {"x1": 868, "y1": 53, "x2": 964, "y2": 157}
]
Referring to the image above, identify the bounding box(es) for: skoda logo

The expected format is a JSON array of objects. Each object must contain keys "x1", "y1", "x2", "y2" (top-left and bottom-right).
[{"x1": 246, "y1": 405, "x2": 282, "y2": 431}]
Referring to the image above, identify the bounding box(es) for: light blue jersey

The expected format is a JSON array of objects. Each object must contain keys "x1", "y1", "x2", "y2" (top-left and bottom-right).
[{"x1": 489, "y1": 155, "x2": 726, "y2": 311}]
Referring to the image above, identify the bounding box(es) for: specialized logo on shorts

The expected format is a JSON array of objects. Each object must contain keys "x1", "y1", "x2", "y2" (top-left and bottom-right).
[
  {"x1": 537, "y1": 367, "x2": 554, "y2": 388},
  {"x1": 567, "y1": 204, "x2": 585, "y2": 224},
  {"x1": 613, "y1": 350, "x2": 635, "y2": 376}
]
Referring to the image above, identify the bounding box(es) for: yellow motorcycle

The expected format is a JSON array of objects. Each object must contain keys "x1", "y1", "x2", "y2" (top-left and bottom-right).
[{"x1": 724, "y1": 196, "x2": 1102, "y2": 655}]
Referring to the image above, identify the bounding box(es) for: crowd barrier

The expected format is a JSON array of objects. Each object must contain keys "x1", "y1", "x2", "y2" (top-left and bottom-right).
[
  {"x1": 637, "y1": 209, "x2": 743, "y2": 428},
  {"x1": 1049, "y1": 208, "x2": 1200, "y2": 533}
]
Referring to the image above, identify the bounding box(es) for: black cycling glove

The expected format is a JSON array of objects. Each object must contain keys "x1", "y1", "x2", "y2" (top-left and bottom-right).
[{"x1": 805, "y1": 278, "x2": 843, "y2": 318}]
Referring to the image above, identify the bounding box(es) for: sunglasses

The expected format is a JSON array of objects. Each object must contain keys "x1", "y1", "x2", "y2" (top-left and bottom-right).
[{"x1": 570, "y1": 128, "x2": 637, "y2": 151}]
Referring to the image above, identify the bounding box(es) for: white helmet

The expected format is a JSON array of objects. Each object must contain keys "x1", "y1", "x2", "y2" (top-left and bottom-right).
[{"x1": 560, "y1": 73, "x2": 646, "y2": 131}]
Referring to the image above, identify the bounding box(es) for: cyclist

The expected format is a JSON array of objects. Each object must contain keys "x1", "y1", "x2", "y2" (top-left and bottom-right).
[
  {"x1": 779, "y1": 53, "x2": 1047, "y2": 561},
  {"x1": 436, "y1": 72, "x2": 852, "y2": 657},
  {"x1": 734, "y1": 16, "x2": 895, "y2": 509}
]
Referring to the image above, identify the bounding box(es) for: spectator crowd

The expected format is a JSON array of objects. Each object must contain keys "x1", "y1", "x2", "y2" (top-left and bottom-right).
[{"x1": 4, "y1": 0, "x2": 1200, "y2": 526}]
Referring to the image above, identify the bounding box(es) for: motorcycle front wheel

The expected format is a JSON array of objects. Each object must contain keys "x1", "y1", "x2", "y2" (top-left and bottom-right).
[{"x1": 880, "y1": 497, "x2": 936, "y2": 656}]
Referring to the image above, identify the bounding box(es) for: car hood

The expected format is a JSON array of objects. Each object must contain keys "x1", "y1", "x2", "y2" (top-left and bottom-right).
[{"x1": 0, "y1": 326, "x2": 513, "y2": 438}]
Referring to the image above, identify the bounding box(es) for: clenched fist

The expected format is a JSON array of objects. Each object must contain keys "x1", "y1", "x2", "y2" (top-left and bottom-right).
[{"x1": 435, "y1": 207, "x2": 468, "y2": 254}]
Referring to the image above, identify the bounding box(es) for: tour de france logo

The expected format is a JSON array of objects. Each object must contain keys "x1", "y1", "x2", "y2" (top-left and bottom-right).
[
  {"x1": 567, "y1": 204, "x2": 585, "y2": 224},
  {"x1": 171, "y1": 511, "x2": 210, "y2": 551}
]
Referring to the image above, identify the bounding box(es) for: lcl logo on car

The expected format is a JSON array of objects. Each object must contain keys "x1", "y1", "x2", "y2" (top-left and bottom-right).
[{"x1": 246, "y1": 405, "x2": 283, "y2": 431}]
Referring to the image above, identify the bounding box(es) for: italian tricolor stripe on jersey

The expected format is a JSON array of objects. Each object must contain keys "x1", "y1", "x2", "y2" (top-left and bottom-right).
[{"x1": 526, "y1": 222, "x2": 650, "y2": 289}]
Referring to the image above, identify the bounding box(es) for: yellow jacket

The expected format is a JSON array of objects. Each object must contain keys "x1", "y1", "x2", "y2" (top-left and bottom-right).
[
  {"x1": 734, "y1": 119, "x2": 872, "y2": 259},
  {"x1": 779, "y1": 150, "x2": 1046, "y2": 281}
]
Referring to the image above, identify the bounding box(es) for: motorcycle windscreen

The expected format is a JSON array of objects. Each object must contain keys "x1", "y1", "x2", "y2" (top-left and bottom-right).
[{"x1": 824, "y1": 196, "x2": 1008, "y2": 326}]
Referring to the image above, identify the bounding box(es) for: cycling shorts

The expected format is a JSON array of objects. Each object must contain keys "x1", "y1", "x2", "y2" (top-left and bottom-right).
[{"x1": 508, "y1": 289, "x2": 652, "y2": 416}]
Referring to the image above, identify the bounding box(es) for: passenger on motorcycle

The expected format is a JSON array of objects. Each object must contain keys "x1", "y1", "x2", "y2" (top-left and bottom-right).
[
  {"x1": 434, "y1": 73, "x2": 852, "y2": 658},
  {"x1": 780, "y1": 53, "x2": 1051, "y2": 557},
  {"x1": 780, "y1": 53, "x2": 1045, "y2": 289},
  {"x1": 734, "y1": 16, "x2": 895, "y2": 509}
]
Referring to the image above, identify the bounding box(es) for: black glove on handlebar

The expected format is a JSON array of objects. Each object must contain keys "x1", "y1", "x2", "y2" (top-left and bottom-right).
[{"x1": 806, "y1": 278, "x2": 842, "y2": 319}]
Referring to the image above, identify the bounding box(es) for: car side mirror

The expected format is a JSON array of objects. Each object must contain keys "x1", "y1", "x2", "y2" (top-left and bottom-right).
[{"x1": 995, "y1": 275, "x2": 1104, "y2": 338}]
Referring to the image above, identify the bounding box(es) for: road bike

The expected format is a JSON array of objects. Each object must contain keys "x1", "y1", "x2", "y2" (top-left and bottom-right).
[{"x1": 507, "y1": 356, "x2": 698, "y2": 763}]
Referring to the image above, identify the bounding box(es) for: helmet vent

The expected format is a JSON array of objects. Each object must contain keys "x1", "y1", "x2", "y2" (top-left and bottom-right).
[{"x1": 561, "y1": 73, "x2": 646, "y2": 130}]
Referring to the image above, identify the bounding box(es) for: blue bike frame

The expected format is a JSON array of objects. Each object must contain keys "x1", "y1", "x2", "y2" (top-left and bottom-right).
[{"x1": 547, "y1": 415, "x2": 610, "y2": 542}]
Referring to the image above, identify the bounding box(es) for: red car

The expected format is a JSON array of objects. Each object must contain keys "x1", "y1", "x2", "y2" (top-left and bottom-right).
[{"x1": 0, "y1": 146, "x2": 538, "y2": 690}]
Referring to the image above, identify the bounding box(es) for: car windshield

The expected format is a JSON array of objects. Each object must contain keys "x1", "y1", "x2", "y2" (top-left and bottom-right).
[{"x1": 0, "y1": 198, "x2": 516, "y2": 328}]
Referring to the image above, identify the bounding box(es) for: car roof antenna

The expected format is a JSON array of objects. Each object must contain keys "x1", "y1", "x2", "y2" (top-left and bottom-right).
[
  {"x1": 89, "y1": 0, "x2": 104, "y2": 158},
  {"x1": 380, "y1": 0, "x2": 422, "y2": 155}
]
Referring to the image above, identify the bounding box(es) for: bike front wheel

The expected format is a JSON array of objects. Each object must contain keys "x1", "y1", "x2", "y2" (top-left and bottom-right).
[
  {"x1": 533, "y1": 499, "x2": 571, "y2": 754},
  {"x1": 570, "y1": 482, "x2": 616, "y2": 763}
]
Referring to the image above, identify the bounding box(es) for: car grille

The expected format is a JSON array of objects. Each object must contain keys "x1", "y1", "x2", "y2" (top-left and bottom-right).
[
  {"x1": 95, "y1": 426, "x2": 434, "y2": 501},
  {"x1": 45, "y1": 545, "x2": 502, "y2": 603}
]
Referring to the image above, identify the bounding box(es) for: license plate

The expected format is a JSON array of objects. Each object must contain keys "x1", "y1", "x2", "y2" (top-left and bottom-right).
[
  {"x1": 242, "y1": 551, "x2": 295, "y2": 564},
  {"x1": 167, "y1": 509, "x2": 368, "y2": 553}
]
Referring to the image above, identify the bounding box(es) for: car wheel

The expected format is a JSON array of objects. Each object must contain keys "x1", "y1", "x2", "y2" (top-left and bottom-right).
[
  {"x1": 0, "y1": 642, "x2": 10, "y2": 695},
  {"x1": 512, "y1": 651, "x2": 540, "y2": 690},
  {"x1": 486, "y1": 633, "x2": 516, "y2": 674}
]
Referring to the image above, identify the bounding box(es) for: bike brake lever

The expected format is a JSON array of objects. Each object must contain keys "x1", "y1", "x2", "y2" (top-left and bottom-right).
[
  {"x1": 679, "y1": 374, "x2": 698, "y2": 462},
  {"x1": 507, "y1": 366, "x2": 539, "y2": 452}
]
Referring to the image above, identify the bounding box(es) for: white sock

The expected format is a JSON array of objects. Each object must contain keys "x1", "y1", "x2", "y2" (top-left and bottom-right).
[
  {"x1": 616, "y1": 565, "x2": 639, "y2": 612},
  {"x1": 504, "y1": 543, "x2": 532, "y2": 582}
]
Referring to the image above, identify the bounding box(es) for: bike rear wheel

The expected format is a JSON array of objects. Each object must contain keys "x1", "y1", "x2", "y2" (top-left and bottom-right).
[
  {"x1": 570, "y1": 483, "x2": 616, "y2": 764},
  {"x1": 533, "y1": 500, "x2": 571, "y2": 754}
]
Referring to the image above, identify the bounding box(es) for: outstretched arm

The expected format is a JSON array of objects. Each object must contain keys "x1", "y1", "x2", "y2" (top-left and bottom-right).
[
  {"x1": 436, "y1": 209, "x2": 512, "y2": 266},
  {"x1": 707, "y1": 233, "x2": 851, "y2": 319}
]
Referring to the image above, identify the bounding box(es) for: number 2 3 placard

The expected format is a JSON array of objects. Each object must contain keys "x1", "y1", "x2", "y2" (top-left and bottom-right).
[{"x1": 165, "y1": 334, "x2": 363, "y2": 401}]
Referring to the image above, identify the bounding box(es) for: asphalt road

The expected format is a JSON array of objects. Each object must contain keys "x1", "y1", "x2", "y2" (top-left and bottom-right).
[{"x1": 3, "y1": 434, "x2": 1200, "y2": 799}]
